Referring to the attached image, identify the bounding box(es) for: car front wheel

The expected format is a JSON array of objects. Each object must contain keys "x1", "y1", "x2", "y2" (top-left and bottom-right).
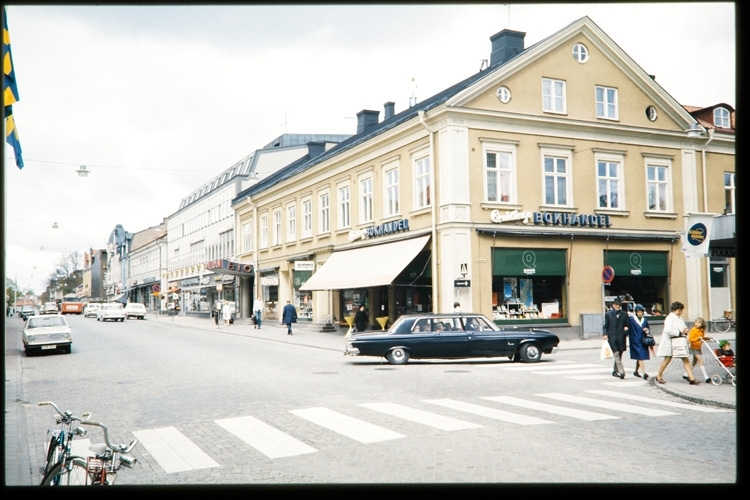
[
  {"x1": 385, "y1": 347, "x2": 410, "y2": 365},
  {"x1": 519, "y1": 343, "x2": 542, "y2": 363}
]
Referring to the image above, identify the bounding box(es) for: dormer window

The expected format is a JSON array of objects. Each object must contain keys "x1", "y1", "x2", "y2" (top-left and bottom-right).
[{"x1": 714, "y1": 107, "x2": 730, "y2": 128}]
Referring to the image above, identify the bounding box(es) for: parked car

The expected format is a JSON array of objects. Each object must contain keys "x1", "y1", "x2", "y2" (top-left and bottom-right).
[
  {"x1": 40, "y1": 302, "x2": 58, "y2": 315},
  {"x1": 124, "y1": 303, "x2": 147, "y2": 320},
  {"x1": 96, "y1": 302, "x2": 126, "y2": 322},
  {"x1": 83, "y1": 303, "x2": 102, "y2": 318},
  {"x1": 19, "y1": 305, "x2": 38, "y2": 321},
  {"x1": 345, "y1": 313, "x2": 560, "y2": 365},
  {"x1": 22, "y1": 314, "x2": 72, "y2": 355}
]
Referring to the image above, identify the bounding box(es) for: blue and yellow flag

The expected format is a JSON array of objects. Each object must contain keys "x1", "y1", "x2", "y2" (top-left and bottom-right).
[{"x1": 3, "y1": 7, "x2": 23, "y2": 169}]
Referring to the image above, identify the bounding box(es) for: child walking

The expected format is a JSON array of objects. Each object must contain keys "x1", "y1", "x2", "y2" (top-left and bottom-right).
[{"x1": 687, "y1": 317, "x2": 712, "y2": 383}]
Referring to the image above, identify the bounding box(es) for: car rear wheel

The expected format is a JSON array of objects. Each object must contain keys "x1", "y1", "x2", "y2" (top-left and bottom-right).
[
  {"x1": 519, "y1": 343, "x2": 542, "y2": 363},
  {"x1": 385, "y1": 347, "x2": 410, "y2": 365}
]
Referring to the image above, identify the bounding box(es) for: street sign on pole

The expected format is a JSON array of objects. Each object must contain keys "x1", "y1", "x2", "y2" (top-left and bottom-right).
[
  {"x1": 602, "y1": 266, "x2": 615, "y2": 283},
  {"x1": 454, "y1": 279, "x2": 471, "y2": 288}
]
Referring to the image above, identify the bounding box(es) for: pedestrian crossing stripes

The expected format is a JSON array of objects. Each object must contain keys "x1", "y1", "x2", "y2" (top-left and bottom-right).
[
  {"x1": 130, "y1": 388, "x2": 730, "y2": 473},
  {"x1": 69, "y1": 438, "x2": 92, "y2": 458},
  {"x1": 132, "y1": 427, "x2": 220, "y2": 473}
]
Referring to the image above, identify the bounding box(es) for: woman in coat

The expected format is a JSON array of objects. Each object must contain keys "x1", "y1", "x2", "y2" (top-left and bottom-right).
[
  {"x1": 655, "y1": 301, "x2": 699, "y2": 385},
  {"x1": 354, "y1": 305, "x2": 368, "y2": 333},
  {"x1": 628, "y1": 304, "x2": 653, "y2": 380}
]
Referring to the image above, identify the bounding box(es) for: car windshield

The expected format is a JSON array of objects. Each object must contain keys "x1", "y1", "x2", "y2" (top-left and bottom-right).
[
  {"x1": 103, "y1": 304, "x2": 123, "y2": 310},
  {"x1": 129, "y1": 304, "x2": 145, "y2": 310},
  {"x1": 27, "y1": 317, "x2": 66, "y2": 328}
]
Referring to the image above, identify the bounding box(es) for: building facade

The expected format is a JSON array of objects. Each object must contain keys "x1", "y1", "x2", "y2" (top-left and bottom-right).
[
  {"x1": 126, "y1": 222, "x2": 167, "y2": 311},
  {"x1": 232, "y1": 17, "x2": 735, "y2": 332}
]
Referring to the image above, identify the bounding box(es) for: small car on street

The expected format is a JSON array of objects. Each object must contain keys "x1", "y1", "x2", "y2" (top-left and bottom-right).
[
  {"x1": 19, "y1": 305, "x2": 38, "y2": 321},
  {"x1": 22, "y1": 314, "x2": 72, "y2": 355},
  {"x1": 83, "y1": 303, "x2": 102, "y2": 318},
  {"x1": 96, "y1": 302, "x2": 126, "y2": 322},
  {"x1": 124, "y1": 303, "x2": 147, "y2": 320},
  {"x1": 345, "y1": 313, "x2": 560, "y2": 365},
  {"x1": 40, "y1": 302, "x2": 59, "y2": 315}
]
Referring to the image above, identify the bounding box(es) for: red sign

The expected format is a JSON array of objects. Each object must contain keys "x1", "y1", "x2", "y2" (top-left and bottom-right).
[
  {"x1": 152, "y1": 284, "x2": 161, "y2": 293},
  {"x1": 602, "y1": 266, "x2": 615, "y2": 283}
]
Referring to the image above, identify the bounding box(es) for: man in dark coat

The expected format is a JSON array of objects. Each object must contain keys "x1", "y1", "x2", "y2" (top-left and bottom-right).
[
  {"x1": 354, "y1": 305, "x2": 368, "y2": 332},
  {"x1": 281, "y1": 300, "x2": 297, "y2": 335},
  {"x1": 603, "y1": 297, "x2": 629, "y2": 378}
]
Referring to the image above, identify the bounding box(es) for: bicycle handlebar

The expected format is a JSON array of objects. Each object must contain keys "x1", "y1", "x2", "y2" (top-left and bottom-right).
[
  {"x1": 37, "y1": 401, "x2": 90, "y2": 424},
  {"x1": 80, "y1": 419, "x2": 138, "y2": 454}
]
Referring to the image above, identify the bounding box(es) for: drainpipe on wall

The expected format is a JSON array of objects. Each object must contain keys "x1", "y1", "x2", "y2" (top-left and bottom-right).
[
  {"x1": 418, "y1": 109, "x2": 439, "y2": 314},
  {"x1": 701, "y1": 128, "x2": 715, "y2": 322}
]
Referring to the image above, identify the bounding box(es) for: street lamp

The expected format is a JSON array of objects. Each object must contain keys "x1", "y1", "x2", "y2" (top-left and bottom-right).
[{"x1": 76, "y1": 165, "x2": 89, "y2": 177}]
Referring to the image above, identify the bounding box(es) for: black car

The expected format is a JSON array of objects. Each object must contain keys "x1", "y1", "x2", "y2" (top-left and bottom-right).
[{"x1": 345, "y1": 313, "x2": 560, "y2": 365}]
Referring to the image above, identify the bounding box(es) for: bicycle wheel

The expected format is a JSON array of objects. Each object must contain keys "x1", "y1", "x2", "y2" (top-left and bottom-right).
[
  {"x1": 40, "y1": 457, "x2": 88, "y2": 486},
  {"x1": 714, "y1": 318, "x2": 731, "y2": 333}
]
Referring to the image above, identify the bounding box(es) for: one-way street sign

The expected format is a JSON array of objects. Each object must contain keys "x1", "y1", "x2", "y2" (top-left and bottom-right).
[{"x1": 454, "y1": 279, "x2": 471, "y2": 287}]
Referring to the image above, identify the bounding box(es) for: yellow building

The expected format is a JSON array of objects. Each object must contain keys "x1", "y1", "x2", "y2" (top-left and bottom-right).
[{"x1": 232, "y1": 17, "x2": 734, "y2": 334}]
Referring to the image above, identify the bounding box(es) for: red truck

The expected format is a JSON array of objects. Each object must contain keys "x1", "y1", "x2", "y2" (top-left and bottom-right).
[{"x1": 60, "y1": 294, "x2": 83, "y2": 315}]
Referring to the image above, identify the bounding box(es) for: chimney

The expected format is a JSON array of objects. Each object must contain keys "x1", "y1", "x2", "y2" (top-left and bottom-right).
[
  {"x1": 489, "y1": 29, "x2": 526, "y2": 68},
  {"x1": 356, "y1": 109, "x2": 380, "y2": 134},
  {"x1": 307, "y1": 141, "x2": 326, "y2": 158},
  {"x1": 384, "y1": 102, "x2": 395, "y2": 121}
]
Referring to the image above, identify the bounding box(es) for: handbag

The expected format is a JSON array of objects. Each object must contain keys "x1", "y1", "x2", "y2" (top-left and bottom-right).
[
  {"x1": 600, "y1": 340, "x2": 613, "y2": 360},
  {"x1": 642, "y1": 332, "x2": 655, "y2": 347},
  {"x1": 671, "y1": 335, "x2": 689, "y2": 358}
]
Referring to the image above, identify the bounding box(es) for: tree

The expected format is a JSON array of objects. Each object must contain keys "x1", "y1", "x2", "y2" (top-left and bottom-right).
[
  {"x1": 5, "y1": 277, "x2": 22, "y2": 309},
  {"x1": 44, "y1": 251, "x2": 84, "y2": 296}
]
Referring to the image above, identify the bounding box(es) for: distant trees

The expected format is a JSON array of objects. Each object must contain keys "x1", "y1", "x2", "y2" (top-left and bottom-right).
[{"x1": 44, "y1": 251, "x2": 84, "y2": 297}]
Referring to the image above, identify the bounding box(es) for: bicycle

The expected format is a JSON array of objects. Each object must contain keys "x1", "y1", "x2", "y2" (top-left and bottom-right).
[
  {"x1": 712, "y1": 309, "x2": 736, "y2": 333},
  {"x1": 38, "y1": 401, "x2": 90, "y2": 486},
  {"x1": 39, "y1": 402, "x2": 139, "y2": 485}
]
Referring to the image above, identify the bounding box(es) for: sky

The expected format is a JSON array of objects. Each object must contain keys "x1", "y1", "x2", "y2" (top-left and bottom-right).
[{"x1": 2, "y1": 3, "x2": 736, "y2": 295}]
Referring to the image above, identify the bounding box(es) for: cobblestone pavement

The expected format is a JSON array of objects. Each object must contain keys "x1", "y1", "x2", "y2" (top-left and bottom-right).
[{"x1": 5, "y1": 315, "x2": 736, "y2": 486}]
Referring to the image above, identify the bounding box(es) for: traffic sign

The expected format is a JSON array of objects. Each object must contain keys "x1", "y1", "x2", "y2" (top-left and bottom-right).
[
  {"x1": 152, "y1": 284, "x2": 161, "y2": 293},
  {"x1": 602, "y1": 266, "x2": 615, "y2": 283},
  {"x1": 454, "y1": 279, "x2": 471, "y2": 288}
]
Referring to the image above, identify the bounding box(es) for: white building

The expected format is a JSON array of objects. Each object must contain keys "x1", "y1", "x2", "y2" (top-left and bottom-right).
[{"x1": 126, "y1": 221, "x2": 167, "y2": 311}]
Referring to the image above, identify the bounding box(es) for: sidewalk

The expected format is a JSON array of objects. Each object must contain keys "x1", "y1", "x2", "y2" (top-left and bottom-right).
[{"x1": 151, "y1": 313, "x2": 736, "y2": 410}]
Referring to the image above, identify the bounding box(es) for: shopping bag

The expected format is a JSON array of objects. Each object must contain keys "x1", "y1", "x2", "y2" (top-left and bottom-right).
[
  {"x1": 600, "y1": 340, "x2": 613, "y2": 360},
  {"x1": 671, "y1": 336, "x2": 689, "y2": 358}
]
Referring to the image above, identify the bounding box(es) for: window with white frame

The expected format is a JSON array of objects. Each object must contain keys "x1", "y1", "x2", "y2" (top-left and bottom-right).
[
  {"x1": 542, "y1": 78, "x2": 566, "y2": 113},
  {"x1": 260, "y1": 214, "x2": 268, "y2": 248},
  {"x1": 484, "y1": 144, "x2": 516, "y2": 203},
  {"x1": 595, "y1": 86, "x2": 618, "y2": 120},
  {"x1": 646, "y1": 160, "x2": 671, "y2": 212},
  {"x1": 302, "y1": 198, "x2": 312, "y2": 238},
  {"x1": 542, "y1": 150, "x2": 572, "y2": 206},
  {"x1": 319, "y1": 192, "x2": 330, "y2": 234},
  {"x1": 714, "y1": 107, "x2": 730, "y2": 128},
  {"x1": 414, "y1": 154, "x2": 431, "y2": 209},
  {"x1": 273, "y1": 209, "x2": 282, "y2": 246},
  {"x1": 596, "y1": 155, "x2": 624, "y2": 209},
  {"x1": 338, "y1": 184, "x2": 350, "y2": 229},
  {"x1": 360, "y1": 176, "x2": 373, "y2": 223},
  {"x1": 572, "y1": 43, "x2": 589, "y2": 63},
  {"x1": 384, "y1": 165, "x2": 400, "y2": 216},
  {"x1": 242, "y1": 220, "x2": 253, "y2": 253},
  {"x1": 724, "y1": 172, "x2": 735, "y2": 214},
  {"x1": 287, "y1": 203, "x2": 296, "y2": 242}
]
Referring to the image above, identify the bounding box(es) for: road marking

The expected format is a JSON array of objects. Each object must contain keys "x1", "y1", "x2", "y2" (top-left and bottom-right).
[
  {"x1": 601, "y1": 380, "x2": 648, "y2": 386},
  {"x1": 423, "y1": 399, "x2": 553, "y2": 425},
  {"x1": 534, "y1": 367, "x2": 612, "y2": 375},
  {"x1": 359, "y1": 402, "x2": 482, "y2": 431},
  {"x1": 584, "y1": 390, "x2": 733, "y2": 412},
  {"x1": 133, "y1": 427, "x2": 219, "y2": 473},
  {"x1": 535, "y1": 393, "x2": 677, "y2": 416},
  {"x1": 69, "y1": 438, "x2": 92, "y2": 457},
  {"x1": 290, "y1": 407, "x2": 405, "y2": 443},
  {"x1": 481, "y1": 396, "x2": 619, "y2": 421},
  {"x1": 216, "y1": 416, "x2": 317, "y2": 459},
  {"x1": 501, "y1": 363, "x2": 603, "y2": 371}
]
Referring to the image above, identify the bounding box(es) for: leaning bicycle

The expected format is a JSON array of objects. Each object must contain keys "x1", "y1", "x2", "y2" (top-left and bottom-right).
[
  {"x1": 38, "y1": 401, "x2": 90, "y2": 486},
  {"x1": 713, "y1": 309, "x2": 735, "y2": 333},
  {"x1": 73, "y1": 418, "x2": 139, "y2": 484}
]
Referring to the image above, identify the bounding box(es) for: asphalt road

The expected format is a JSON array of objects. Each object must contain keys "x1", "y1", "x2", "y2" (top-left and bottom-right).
[{"x1": 4, "y1": 313, "x2": 737, "y2": 487}]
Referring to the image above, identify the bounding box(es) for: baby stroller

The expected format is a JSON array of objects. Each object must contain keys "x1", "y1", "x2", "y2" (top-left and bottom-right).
[{"x1": 700, "y1": 338, "x2": 736, "y2": 386}]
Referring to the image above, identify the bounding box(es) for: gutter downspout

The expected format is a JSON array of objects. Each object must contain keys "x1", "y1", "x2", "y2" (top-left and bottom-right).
[
  {"x1": 701, "y1": 128, "x2": 715, "y2": 323},
  {"x1": 418, "y1": 109, "x2": 439, "y2": 314}
]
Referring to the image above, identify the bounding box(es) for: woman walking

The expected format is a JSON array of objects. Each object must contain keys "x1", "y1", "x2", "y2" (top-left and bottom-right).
[
  {"x1": 655, "y1": 301, "x2": 700, "y2": 385},
  {"x1": 628, "y1": 304, "x2": 653, "y2": 379}
]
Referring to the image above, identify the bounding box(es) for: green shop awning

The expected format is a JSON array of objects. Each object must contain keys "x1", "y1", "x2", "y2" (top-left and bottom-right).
[
  {"x1": 493, "y1": 248, "x2": 566, "y2": 276},
  {"x1": 604, "y1": 250, "x2": 667, "y2": 277}
]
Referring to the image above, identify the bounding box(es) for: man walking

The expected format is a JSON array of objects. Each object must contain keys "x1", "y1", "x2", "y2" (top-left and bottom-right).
[
  {"x1": 281, "y1": 300, "x2": 297, "y2": 335},
  {"x1": 603, "y1": 297, "x2": 629, "y2": 378},
  {"x1": 253, "y1": 296, "x2": 263, "y2": 329}
]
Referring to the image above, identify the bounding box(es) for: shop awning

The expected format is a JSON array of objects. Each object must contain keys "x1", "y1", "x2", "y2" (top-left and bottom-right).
[{"x1": 299, "y1": 234, "x2": 430, "y2": 291}]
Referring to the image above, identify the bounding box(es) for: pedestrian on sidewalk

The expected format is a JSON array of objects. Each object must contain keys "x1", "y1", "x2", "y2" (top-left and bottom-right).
[
  {"x1": 213, "y1": 301, "x2": 220, "y2": 326},
  {"x1": 281, "y1": 300, "x2": 297, "y2": 335},
  {"x1": 687, "y1": 317, "x2": 712, "y2": 383},
  {"x1": 655, "y1": 301, "x2": 700, "y2": 385},
  {"x1": 221, "y1": 300, "x2": 232, "y2": 326},
  {"x1": 253, "y1": 296, "x2": 263, "y2": 329},
  {"x1": 354, "y1": 305, "x2": 368, "y2": 333},
  {"x1": 628, "y1": 304, "x2": 653, "y2": 380},
  {"x1": 603, "y1": 297, "x2": 629, "y2": 379}
]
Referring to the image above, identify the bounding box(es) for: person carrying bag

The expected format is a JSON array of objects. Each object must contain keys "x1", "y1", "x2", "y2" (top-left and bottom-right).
[{"x1": 654, "y1": 301, "x2": 700, "y2": 385}]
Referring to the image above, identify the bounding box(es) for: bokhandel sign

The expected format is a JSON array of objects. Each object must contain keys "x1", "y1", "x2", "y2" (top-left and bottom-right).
[
  {"x1": 491, "y1": 210, "x2": 611, "y2": 228},
  {"x1": 349, "y1": 218, "x2": 410, "y2": 241}
]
